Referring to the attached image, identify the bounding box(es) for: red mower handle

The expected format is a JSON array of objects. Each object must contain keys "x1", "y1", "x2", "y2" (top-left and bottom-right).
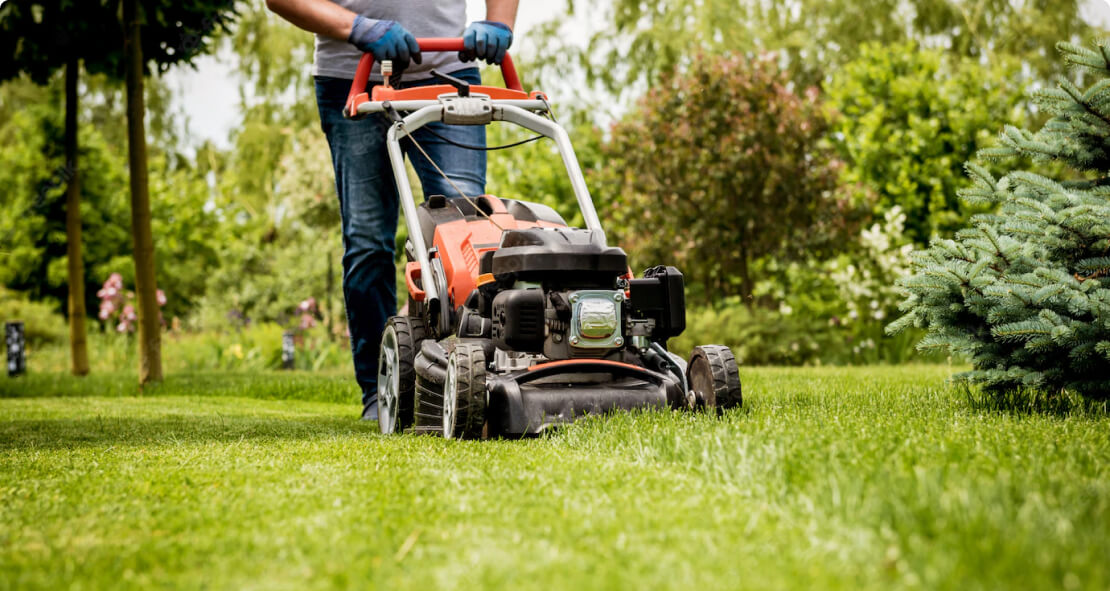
[{"x1": 345, "y1": 38, "x2": 523, "y2": 115}]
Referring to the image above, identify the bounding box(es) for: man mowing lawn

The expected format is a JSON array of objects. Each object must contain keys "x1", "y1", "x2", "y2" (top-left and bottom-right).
[{"x1": 264, "y1": 0, "x2": 519, "y2": 421}]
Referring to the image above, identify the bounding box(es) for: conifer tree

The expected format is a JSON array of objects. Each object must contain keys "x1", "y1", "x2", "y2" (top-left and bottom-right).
[{"x1": 889, "y1": 41, "x2": 1110, "y2": 398}]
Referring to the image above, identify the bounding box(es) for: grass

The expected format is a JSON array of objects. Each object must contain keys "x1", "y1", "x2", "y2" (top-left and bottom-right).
[{"x1": 1, "y1": 365, "x2": 1108, "y2": 590}]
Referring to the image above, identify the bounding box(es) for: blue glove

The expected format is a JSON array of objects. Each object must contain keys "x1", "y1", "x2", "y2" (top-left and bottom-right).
[
  {"x1": 460, "y1": 20, "x2": 513, "y2": 65},
  {"x1": 348, "y1": 16, "x2": 422, "y2": 72}
]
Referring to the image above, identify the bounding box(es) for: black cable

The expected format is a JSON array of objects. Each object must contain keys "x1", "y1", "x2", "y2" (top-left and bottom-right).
[{"x1": 417, "y1": 126, "x2": 547, "y2": 151}]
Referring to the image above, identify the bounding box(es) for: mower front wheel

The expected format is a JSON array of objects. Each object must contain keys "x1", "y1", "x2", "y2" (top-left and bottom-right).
[
  {"x1": 442, "y1": 341, "x2": 487, "y2": 440},
  {"x1": 687, "y1": 345, "x2": 742, "y2": 414},
  {"x1": 377, "y1": 316, "x2": 424, "y2": 434}
]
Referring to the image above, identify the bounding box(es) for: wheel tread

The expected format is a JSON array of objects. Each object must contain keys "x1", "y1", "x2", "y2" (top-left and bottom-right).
[
  {"x1": 449, "y1": 341, "x2": 487, "y2": 440},
  {"x1": 379, "y1": 316, "x2": 424, "y2": 434},
  {"x1": 688, "y1": 345, "x2": 742, "y2": 413}
]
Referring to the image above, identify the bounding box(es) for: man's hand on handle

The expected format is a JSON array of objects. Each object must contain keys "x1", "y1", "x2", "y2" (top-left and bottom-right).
[
  {"x1": 349, "y1": 16, "x2": 422, "y2": 72},
  {"x1": 460, "y1": 21, "x2": 513, "y2": 65}
]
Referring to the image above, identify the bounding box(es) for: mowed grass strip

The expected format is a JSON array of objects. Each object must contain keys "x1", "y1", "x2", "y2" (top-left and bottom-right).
[{"x1": 1, "y1": 366, "x2": 1108, "y2": 590}]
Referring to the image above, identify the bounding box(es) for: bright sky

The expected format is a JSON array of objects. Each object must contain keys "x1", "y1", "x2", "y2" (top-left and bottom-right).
[{"x1": 168, "y1": 0, "x2": 570, "y2": 150}]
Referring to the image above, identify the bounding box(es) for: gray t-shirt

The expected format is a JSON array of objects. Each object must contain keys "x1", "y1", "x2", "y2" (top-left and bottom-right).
[{"x1": 314, "y1": 0, "x2": 469, "y2": 81}]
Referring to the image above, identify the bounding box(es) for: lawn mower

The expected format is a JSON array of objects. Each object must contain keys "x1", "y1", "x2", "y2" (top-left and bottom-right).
[{"x1": 344, "y1": 39, "x2": 743, "y2": 439}]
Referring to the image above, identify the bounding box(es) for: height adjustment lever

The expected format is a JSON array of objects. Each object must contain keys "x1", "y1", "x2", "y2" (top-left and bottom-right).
[{"x1": 430, "y1": 69, "x2": 470, "y2": 97}]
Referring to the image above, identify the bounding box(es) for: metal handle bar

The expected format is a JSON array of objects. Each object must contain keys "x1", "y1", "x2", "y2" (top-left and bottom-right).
[
  {"x1": 345, "y1": 38, "x2": 523, "y2": 119},
  {"x1": 356, "y1": 97, "x2": 549, "y2": 115}
]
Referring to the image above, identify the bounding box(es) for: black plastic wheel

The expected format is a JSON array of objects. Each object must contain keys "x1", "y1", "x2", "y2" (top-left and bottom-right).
[
  {"x1": 413, "y1": 340, "x2": 448, "y2": 436},
  {"x1": 686, "y1": 345, "x2": 742, "y2": 414},
  {"x1": 442, "y1": 341, "x2": 487, "y2": 440},
  {"x1": 377, "y1": 316, "x2": 424, "y2": 434}
]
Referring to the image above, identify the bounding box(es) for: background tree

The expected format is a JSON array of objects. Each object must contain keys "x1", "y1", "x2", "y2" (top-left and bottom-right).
[
  {"x1": 1, "y1": 0, "x2": 236, "y2": 383},
  {"x1": 0, "y1": 1, "x2": 120, "y2": 375},
  {"x1": 598, "y1": 53, "x2": 859, "y2": 305},
  {"x1": 890, "y1": 41, "x2": 1110, "y2": 397},
  {"x1": 546, "y1": 0, "x2": 1091, "y2": 102},
  {"x1": 826, "y1": 42, "x2": 1028, "y2": 243}
]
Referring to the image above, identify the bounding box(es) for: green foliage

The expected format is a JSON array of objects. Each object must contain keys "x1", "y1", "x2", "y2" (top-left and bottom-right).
[
  {"x1": 891, "y1": 41, "x2": 1110, "y2": 398},
  {"x1": 0, "y1": 79, "x2": 130, "y2": 312},
  {"x1": 0, "y1": 78, "x2": 222, "y2": 322},
  {"x1": 169, "y1": 323, "x2": 348, "y2": 373},
  {"x1": 195, "y1": 224, "x2": 343, "y2": 332},
  {"x1": 219, "y1": 4, "x2": 317, "y2": 217},
  {"x1": 0, "y1": 287, "x2": 67, "y2": 345},
  {"x1": 0, "y1": 0, "x2": 237, "y2": 83},
  {"x1": 197, "y1": 125, "x2": 344, "y2": 333},
  {"x1": 598, "y1": 53, "x2": 859, "y2": 302},
  {"x1": 545, "y1": 0, "x2": 1090, "y2": 103},
  {"x1": 672, "y1": 297, "x2": 835, "y2": 365},
  {"x1": 185, "y1": 6, "x2": 345, "y2": 331},
  {"x1": 147, "y1": 156, "x2": 223, "y2": 319},
  {"x1": 24, "y1": 323, "x2": 351, "y2": 375},
  {"x1": 827, "y1": 43, "x2": 1027, "y2": 243}
]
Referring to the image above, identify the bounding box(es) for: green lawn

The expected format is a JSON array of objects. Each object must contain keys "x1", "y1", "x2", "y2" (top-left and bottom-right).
[{"x1": 1, "y1": 366, "x2": 1108, "y2": 590}]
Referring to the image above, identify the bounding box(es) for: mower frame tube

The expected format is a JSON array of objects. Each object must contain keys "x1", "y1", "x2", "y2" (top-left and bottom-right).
[
  {"x1": 496, "y1": 105, "x2": 605, "y2": 239},
  {"x1": 385, "y1": 104, "x2": 445, "y2": 306}
]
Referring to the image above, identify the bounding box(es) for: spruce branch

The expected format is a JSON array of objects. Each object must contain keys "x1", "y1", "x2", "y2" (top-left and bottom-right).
[{"x1": 1058, "y1": 41, "x2": 1110, "y2": 72}]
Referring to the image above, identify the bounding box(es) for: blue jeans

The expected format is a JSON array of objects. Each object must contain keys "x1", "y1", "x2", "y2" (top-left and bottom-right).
[{"x1": 315, "y1": 69, "x2": 486, "y2": 407}]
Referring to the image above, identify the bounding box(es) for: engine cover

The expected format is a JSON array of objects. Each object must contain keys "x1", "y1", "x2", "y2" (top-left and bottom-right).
[
  {"x1": 490, "y1": 228, "x2": 628, "y2": 283},
  {"x1": 491, "y1": 289, "x2": 545, "y2": 351}
]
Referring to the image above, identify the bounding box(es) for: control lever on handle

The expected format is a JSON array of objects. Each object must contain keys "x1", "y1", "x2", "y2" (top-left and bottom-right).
[{"x1": 430, "y1": 69, "x2": 471, "y2": 97}]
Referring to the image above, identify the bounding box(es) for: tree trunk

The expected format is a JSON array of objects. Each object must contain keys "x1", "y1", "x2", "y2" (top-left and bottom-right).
[
  {"x1": 124, "y1": 0, "x2": 162, "y2": 384},
  {"x1": 737, "y1": 239, "x2": 754, "y2": 309},
  {"x1": 64, "y1": 59, "x2": 90, "y2": 377}
]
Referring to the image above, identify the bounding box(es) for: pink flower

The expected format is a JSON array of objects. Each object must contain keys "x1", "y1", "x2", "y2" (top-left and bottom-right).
[
  {"x1": 121, "y1": 304, "x2": 136, "y2": 321},
  {"x1": 299, "y1": 313, "x2": 317, "y2": 330},
  {"x1": 297, "y1": 297, "x2": 317, "y2": 314},
  {"x1": 156, "y1": 290, "x2": 167, "y2": 307}
]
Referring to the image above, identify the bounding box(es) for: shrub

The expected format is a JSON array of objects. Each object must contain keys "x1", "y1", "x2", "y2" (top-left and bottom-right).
[
  {"x1": 598, "y1": 52, "x2": 858, "y2": 304},
  {"x1": 889, "y1": 41, "x2": 1110, "y2": 398},
  {"x1": 827, "y1": 42, "x2": 1026, "y2": 243}
]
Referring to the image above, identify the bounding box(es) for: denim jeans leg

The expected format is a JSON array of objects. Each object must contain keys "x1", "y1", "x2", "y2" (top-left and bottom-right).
[
  {"x1": 404, "y1": 68, "x2": 487, "y2": 198},
  {"x1": 316, "y1": 77, "x2": 399, "y2": 407},
  {"x1": 314, "y1": 69, "x2": 489, "y2": 408}
]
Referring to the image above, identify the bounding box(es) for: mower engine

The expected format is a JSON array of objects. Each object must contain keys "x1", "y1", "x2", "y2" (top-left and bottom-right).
[{"x1": 487, "y1": 231, "x2": 687, "y2": 362}]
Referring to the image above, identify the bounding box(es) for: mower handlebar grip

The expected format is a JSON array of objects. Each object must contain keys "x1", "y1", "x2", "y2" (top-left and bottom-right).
[{"x1": 345, "y1": 37, "x2": 523, "y2": 117}]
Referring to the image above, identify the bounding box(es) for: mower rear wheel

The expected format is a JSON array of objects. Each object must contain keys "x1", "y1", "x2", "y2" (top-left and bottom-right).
[
  {"x1": 442, "y1": 341, "x2": 487, "y2": 440},
  {"x1": 377, "y1": 316, "x2": 424, "y2": 434},
  {"x1": 687, "y1": 345, "x2": 742, "y2": 414}
]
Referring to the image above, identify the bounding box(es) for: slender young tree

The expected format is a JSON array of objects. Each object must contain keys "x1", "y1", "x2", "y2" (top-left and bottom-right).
[
  {"x1": 122, "y1": 0, "x2": 161, "y2": 382},
  {"x1": 63, "y1": 58, "x2": 89, "y2": 376}
]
